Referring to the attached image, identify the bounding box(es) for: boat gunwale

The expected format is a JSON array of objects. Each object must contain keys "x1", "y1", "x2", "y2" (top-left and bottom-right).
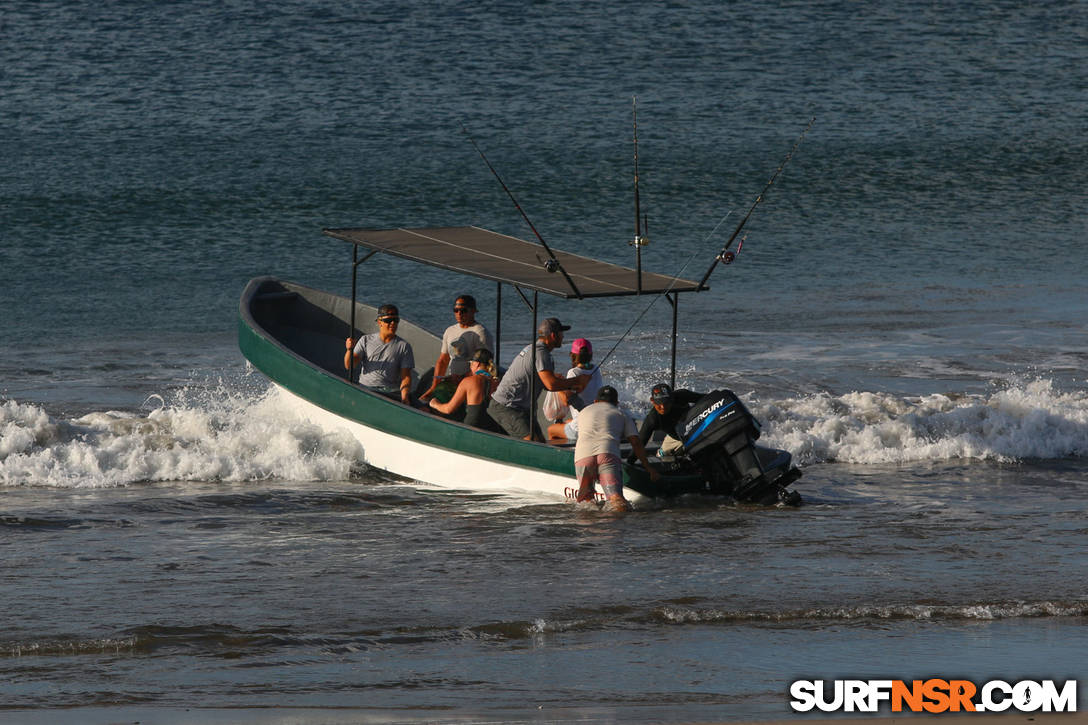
[{"x1": 238, "y1": 276, "x2": 578, "y2": 478}]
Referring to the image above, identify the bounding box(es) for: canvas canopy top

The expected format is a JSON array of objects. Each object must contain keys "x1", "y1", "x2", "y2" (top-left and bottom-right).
[{"x1": 323, "y1": 225, "x2": 705, "y2": 299}]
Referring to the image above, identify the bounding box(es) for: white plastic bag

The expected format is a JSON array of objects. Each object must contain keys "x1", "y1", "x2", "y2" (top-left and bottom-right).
[{"x1": 542, "y1": 391, "x2": 568, "y2": 421}]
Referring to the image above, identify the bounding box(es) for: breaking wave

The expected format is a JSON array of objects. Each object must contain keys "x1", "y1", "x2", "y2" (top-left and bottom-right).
[
  {"x1": 4, "y1": 378, "x2": 1086, "y2": 487},
  {"x1": 0, "y1": 386, "x2": 362, "y2": 488},
  {"x1": 759, "y1": 378, "x2": 1088, "y2": 465}
]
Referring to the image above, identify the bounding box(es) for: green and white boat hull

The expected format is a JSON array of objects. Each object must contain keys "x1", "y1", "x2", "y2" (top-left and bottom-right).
[{"x1": 239, "y1": 277, "x2": 593, "y2": 498}]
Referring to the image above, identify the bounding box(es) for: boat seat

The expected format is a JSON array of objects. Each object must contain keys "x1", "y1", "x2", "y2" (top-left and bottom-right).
[{"x1": 414, "y1": 367, "x2": 436, "y2": 398}]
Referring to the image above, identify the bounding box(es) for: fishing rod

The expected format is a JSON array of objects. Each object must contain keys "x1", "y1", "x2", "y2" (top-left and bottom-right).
[
  {"x1": 461, "y1": 124, "x2": 583, "y2": 299},
  {"x1": 596, "y1": 208, "x2": 734, "y2": 372},
  {"x1": 597, "y1": 117, "x2": 813, "y2": 370},
  {"x1": 630, "y1": 97, "x2": 648, "y2": 294},
  {"x1": 696, "y1": 116, "x2": 815, "y2": 289}
]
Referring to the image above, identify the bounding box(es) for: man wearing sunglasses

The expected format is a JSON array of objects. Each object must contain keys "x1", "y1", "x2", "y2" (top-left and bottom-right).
[
  {"x1": 419, "y1": 294, "x2": 493, "y2": 403},
  {"x1": 344, "y1": 304, "x2": 416, "y2": 404}
]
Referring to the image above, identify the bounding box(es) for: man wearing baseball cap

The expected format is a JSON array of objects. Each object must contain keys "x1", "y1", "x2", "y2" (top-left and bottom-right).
[
  {"x1": 574, "y1": 385, "x2": 659, "y2": 511},
  {"x1": 635, "y1": 382, "x2": 703, "y2": 459},
  {"x1": 488, "y1": 317, "x2": 587, "y2": 440}
]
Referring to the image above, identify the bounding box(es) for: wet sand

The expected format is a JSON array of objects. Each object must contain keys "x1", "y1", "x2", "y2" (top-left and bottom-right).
[{"x1": 0, "y1": 708, "x2": 1084, "y2": 725}]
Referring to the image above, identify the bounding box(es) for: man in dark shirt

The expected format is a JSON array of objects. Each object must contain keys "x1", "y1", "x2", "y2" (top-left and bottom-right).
[{"x1": 635, "y1": 382, "x2": 703, "y2": 458}]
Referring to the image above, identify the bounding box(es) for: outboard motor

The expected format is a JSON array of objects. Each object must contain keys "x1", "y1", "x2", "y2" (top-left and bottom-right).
[{"x1": 678, "y1": 389, "x2": 802, "y2": 505}]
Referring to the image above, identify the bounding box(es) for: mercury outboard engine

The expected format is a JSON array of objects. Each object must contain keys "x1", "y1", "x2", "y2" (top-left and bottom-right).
[{"x1": 678, "y1": 389, "x2": 802, "y2": 506}]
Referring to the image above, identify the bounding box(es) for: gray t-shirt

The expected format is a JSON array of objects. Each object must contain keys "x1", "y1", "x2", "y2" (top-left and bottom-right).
[
  {"x1": 573, "y1": 401, "x2": 638, "y2": 460},
  {"x1": 441, "y1": 322, "x2": 494, "y2": 377},
  {"x1": 352, "y1": 333, "x2": 415, "y2": 391},
  {"x1": 491, "y1": 342, "x2": 553, "y2": 410}
]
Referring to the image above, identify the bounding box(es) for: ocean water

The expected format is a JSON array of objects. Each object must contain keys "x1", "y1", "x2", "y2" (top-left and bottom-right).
[{"x1": 1, "y1": 0, "x2": 1086, "y2": 722}]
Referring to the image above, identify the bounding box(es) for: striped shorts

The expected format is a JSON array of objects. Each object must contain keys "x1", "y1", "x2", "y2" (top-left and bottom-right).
[{"x1": 575, "y1": 453, "x2": 624, "y2": 500}]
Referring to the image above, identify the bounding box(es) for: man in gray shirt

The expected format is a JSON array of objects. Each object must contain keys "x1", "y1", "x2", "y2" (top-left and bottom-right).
[
  {"x1": 488, "y1": 317, "x2": 587, "y2": 440},
  {"x1": 343, "y1": 304, "x2": 415, "y2": 404}
]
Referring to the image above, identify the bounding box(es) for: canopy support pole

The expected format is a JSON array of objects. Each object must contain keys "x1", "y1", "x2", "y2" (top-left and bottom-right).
[
  {"x1": 495, "y1": 282, "x2": 502, "y2": 366},
  {"x1": 512, "y1": 285, "x2": 534, "y2": 312},
  {"x1": 530, "y1": 292, "x2": 539, "y2": 442},
  {"x1": 346, "y1": 247, "x2": 379, "y2": 382},
  {"x1": 348, "y1": 245, "x2": 358, "y2": 382}
]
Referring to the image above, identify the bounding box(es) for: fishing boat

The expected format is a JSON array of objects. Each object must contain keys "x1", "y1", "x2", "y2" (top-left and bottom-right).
[{"x1": 238, "y1": 225, "x2": 802, "y2": 505}]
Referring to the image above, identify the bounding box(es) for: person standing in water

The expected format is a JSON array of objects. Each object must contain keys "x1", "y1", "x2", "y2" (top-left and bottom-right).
[{"x1": 573, "y1": 386, "x2": 659, "y2": 511}]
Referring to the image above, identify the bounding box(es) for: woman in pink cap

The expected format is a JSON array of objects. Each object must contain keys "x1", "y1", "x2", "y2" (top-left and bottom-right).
[{"x1": 546, "y1": 337, "x2": 605, "y2": 441}]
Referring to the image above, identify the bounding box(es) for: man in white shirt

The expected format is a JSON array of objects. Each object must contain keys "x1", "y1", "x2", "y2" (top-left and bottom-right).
[
  {"x1": 573, "y1": 386, "x2": 659, "y2": 510},
  {"x1": 420, "y1": 294, "x2": 494, "y2": 402}
]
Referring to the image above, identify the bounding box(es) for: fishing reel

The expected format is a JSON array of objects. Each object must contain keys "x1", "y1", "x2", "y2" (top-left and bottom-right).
[
  {"x1": 629, "y1": 234, "x2": 649, "y2": 248},
  {"x1": 536, "y1": 253, "x2": 560, "y2": 273},
  {"x1": 716, "y1": 238, "x2": 744, "y2": 266}
]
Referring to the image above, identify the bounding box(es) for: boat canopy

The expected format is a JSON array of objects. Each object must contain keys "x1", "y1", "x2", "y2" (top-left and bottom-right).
[{"x1": 323, "y1": 226, "x2": 705, "y2": 299}]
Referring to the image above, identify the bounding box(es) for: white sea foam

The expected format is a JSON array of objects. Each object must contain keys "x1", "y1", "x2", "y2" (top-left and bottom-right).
[
  {"x1": 4, "y1": 378, "x2": 1085, "y2": 487},
  {"x1": 655, "y1": 600, "x2": 1088, "y2": 623},
  {"x1": 0, "y1": 387, "x2": 362, "y2": 488},
  {"x1": 760, "y1": 378, "x2": 1088, "y2": 465}
]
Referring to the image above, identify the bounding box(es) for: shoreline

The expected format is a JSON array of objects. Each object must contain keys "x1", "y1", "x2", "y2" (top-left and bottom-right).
[{"x1": 0, "y1": 708, "x2": 1084, "y2": 725}]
